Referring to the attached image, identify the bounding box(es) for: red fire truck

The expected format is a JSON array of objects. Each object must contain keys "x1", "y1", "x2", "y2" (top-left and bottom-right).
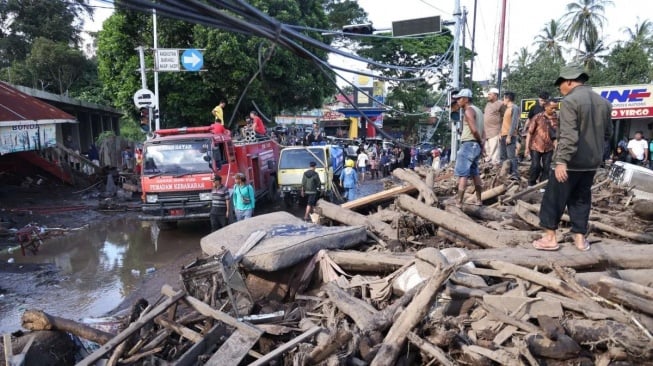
[{"x1": 139, "y1": 124, "x2": 280, "y2": 225}]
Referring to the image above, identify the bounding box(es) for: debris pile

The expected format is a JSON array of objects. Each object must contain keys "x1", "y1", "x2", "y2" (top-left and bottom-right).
[{"x1": 5, "y1": 161, "x2": 653, "y2": 365}]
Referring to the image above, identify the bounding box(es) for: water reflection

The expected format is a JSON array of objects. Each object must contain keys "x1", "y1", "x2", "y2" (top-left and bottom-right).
[{"x1": 0, "y1": 218, "x2": 208, "y2": 333}]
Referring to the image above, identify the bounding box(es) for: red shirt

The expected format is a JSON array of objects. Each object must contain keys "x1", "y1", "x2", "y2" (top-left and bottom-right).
[{"x1": 252, "y1": 116, "x2": 266, "y2": 135}]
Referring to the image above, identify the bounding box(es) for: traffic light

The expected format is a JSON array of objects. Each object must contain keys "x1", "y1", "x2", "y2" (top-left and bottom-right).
[
  {"x1": 139, "y1": 107, "x2": 150, "y2": 132},
  {"x1": 342, "y1": 23, "x2": 374, "y2": 35},
  {"x1": 152, "y1": 108, "x2": 160, "y2": 121}
]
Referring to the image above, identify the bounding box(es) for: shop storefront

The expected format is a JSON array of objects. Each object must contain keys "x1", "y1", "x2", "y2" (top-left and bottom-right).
[{"x1": 593, "y1": 84, "x2": 653, "y2": 144}]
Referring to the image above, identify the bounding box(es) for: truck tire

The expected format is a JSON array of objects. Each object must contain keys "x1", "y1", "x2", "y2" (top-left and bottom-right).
[{"x1": 283, "y1": 195, "x2": 294, "y2": 209}]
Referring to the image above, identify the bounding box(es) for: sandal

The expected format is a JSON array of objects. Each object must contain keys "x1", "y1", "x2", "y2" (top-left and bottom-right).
[
  {"x1": 532, "y1": 238, "x2": 560, "y2": 251},
  {"x1": 576, "y1": 239, "x2": 591, "y2": 252}
]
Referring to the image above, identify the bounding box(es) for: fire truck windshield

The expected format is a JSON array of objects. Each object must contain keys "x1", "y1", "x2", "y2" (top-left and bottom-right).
[{"x1": 142, "y1": 140, "x2": 212, "y2": 176}]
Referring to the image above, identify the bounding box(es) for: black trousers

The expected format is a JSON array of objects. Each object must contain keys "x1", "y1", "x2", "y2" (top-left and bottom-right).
[
  {"x1": 210, "y1": 212, "x2": 228, "y2": 232},
  {"x1": 528, "y1": 150, "x2": 553, "y2": 186},
  {"x1": 539, "y1": 169, "x2": 595, "y2": 234}
]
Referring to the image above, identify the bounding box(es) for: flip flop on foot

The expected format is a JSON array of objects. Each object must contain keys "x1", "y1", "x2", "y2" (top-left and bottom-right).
[
  {"x1": 532, "y1": 238, "x2": 560, "y2": 251},
  {"x1": 576, "y1": 239, "x2": 591, "y2": 252}
]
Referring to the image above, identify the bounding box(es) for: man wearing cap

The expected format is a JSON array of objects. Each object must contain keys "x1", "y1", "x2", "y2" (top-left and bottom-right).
[
  {"x1": 301, "y1": 161, "x2": 322, "y2": 221},
  {"x1": 452, "y1": 88, "x2": 485, "y2": 207},
  {"x1": 484, "y1": 87, "x2": 502, "y2": 165},
  {"x1": 533, "y1": 64, "x2": 612, "y2": 252},
  {"x1": 210, "y1": 175, "x2": 230, "y2": 232},
  {"x1": 500, "y1": 91, "x2": 521, "y2": 181}
]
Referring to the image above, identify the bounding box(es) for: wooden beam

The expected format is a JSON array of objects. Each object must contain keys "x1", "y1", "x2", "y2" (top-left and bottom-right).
[
  {"x1": 77, "y1": 287, "x2": 185, "y2": 366},
  {"x1": 341, "y1": 185, "x2": 416, "y2": 210},
  {"x1": 248, "y1": 326, "x2": 322, "y2": 366}
]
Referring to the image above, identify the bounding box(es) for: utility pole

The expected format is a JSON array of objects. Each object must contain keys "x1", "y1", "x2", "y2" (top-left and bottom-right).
[
  {"x1": 469, "y1": 0, "x2": 478, "y2": 89},
  {"x1": 460, "y1": 7, "x2": 467, "y2": 88},
  {"x1": 497, "y1": 0, "x2": 507, "y2": 93},
  {"x1": 451, "y1": 0, "x2": 462, "y2": 162},
  {"x1": 153, "y1": 9, "x2": 161, "y2": 131},
  {"x1": 136, "y1": 45, "x2": 153, "y2": 131}
]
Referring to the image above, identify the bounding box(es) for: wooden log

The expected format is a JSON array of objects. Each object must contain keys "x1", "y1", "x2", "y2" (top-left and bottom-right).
[
  {"x1": 515, "y1": 200, "x2": 540, "y2": 228},
  {"x1": 436, "y1": 228, "x2": 481, "y2": 249},
  {"x1": 406, "y1": 332, "x2": 454, "y2": 366},
  {"x1": 575, "y1": 269, "x2": 653, "y2": 288},
  {"x1": 317, "y1": 199, "x2": 398, "y2": 240},
  {"x1": 308, "y1": 327, "x2": 352, "y2": 364},
  {"x1": 21, "y1": 310, "x2": 114, "y2": 345},
  {"x1": 460, "y1": 204, "x2": 512, "y2": 222},
  {"x1": 502, "y1": 180, "x2": 548, "y2": 204},
  {"x1": 519, "y1": 200, "x2": 653, "y2": 243},
  {"x1": 340, "y1": 185, "x2": 416, "y2": 210},
  {"x1": 396, "y1": 194, "x2": 535, "y2": 248},
  {"x1": 392, "y1": 168, "x2": 438, "y2": 205},
  {"x1": 324, "y1": 281, "x2": 384, "y2": 332},
  {"x1": 326, "y1": 250, "x2": 413, "y2": 272},
  {"x1": 77, "y1": 287, "x2": 185, "y2": 366},
  {"x1": 563, "y1": 319, "x2": 653, "y2": 355},
  {"x1": 154, "y1": 317, "x2": 202, "y2": 343},
  {"x1": 369, "y1": 209, "x2": 402, "y2": 223},
  {"x1": 597, "y1": 276, "x2": 653, "y2": 300},
  {"x1": 461, "y1": 344, "x2": 519, "y2": 366},
  {"x1": 464, "y1": 184, "x2": 506, "y2": 204},
  {"x1": 596, "y1": 283, "x2": 653, "y2": 316},
  {"x1": 248, "y1": 326, "x2": 322, "y2": 366},
  {"x1": 633, "y1": 200, "x2": 653, "y2": 221},
  {"x1": 371, "y1": 265, "x2": 454, "y2": 366}
]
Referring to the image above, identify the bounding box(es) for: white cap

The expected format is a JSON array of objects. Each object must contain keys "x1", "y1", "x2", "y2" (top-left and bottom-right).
[
  {"x1": 488, "y1": 87, "x2": 500, "y2": 95},
  {"x1": 452, "y1": 88, "x2": 473, "y2": 99}
]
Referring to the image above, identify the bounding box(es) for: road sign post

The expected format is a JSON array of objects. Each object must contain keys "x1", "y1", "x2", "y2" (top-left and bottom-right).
[{"x1": 134, "y1": 88, "x2": 157, "y2": 109}]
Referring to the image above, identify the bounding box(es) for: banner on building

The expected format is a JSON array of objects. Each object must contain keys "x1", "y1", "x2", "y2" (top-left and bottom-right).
[{"x1": 0, "y1": 123, "x2": 56, "y2": 155}]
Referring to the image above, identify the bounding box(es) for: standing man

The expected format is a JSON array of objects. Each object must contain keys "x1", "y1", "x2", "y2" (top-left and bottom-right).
[
  {"x1": 533, "y1": 64, "x2": 612, "y2": 252},
  {"x1": 210, "y1": 175, "x2": 230, "y2": 232},
  {"x1": 451, "y1": 89, "x2": 485, "y2": 207},
  {"x1": 483, "y1": 87, "x2": 503, "y2": 165},
  {"x1": 499, "y1": 91, "x2": 521, "y2": 180},
  {"x1": 212, "y1": 100, "x2": 226, "y2": 124},
  {"x1": 301, "y1": 161, "x2": 322, "y2": 221},
  {"x1": 249, "y1": 111, "x2": 267, "y2": 136},
  {"x1": 525, "y1": 99, "x2": 558, "y2": 186},
  {"x1": 340, "y1": 159, "x2": 358, "y2": 201},
  {"x1": 627, "y1": 131, "x2": 649, "y2": 166},
  {"x1": 356, "y1": 148, "x2": 369, "y2": 183},
  {"x1": 306, "y1": 122, "x2": 324, "y2": 145}
]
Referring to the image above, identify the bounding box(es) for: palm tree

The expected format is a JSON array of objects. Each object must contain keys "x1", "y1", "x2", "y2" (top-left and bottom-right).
[
  {"x1": 576, "y1": 37, "x2": 608, "y2": 71},
  {"x1": 560, "y1": 0, "x2": 613, "y2": 55},
  {"x1": 622, "y1": 19, "x2": 653, "y2": 54},
  {"x1": 511, "y1": 47, "x2": 531, "y2": 70},
  {"x1": 535, "y1": 19, "x2": 565, "y2": 62}
]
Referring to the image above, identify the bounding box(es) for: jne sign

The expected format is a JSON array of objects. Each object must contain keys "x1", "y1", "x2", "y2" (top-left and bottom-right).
[{"x1": 593, "y1": 84, "x2": 653, "y2": 119}]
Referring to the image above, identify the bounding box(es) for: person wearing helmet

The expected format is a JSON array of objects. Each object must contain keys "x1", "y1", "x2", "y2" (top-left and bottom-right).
[{"x1": 340, "y1": 159, "x2": 358, "y2": 201}]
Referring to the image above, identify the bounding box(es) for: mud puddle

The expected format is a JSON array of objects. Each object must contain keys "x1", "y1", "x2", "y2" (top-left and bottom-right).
[{"x1": 0, "y1": 218, "x2": 210, "y2": 333}]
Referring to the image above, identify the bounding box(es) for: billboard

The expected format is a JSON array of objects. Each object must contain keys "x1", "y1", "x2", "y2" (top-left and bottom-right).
[
  {"x1": 0, "y1": 124, "x2": 56, "y2": 155},
  {"x1": 593, "y1": 84, "x2": 653, "y2": 119}
]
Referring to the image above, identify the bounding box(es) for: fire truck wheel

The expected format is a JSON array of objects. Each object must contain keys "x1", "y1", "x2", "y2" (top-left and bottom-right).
[{"x1": 283, "y1": 195, "x2": 294, "y2": 209}]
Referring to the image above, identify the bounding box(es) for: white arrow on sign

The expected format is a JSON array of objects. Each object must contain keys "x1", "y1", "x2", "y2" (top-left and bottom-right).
[{"x1": 183, "y1": 52, "x2": 201, "y2": 67}]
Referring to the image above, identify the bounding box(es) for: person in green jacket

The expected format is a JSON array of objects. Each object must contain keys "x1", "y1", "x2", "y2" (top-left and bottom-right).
[
  {"x1": 533, "y1": 64, "x2": 613, "y2": 253},
  {"x1": 232, "y1": 173, "x2": 255, "y2": 221}
]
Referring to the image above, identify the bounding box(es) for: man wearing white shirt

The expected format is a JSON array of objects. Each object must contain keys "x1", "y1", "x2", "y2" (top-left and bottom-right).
[
  {"x1": 356, "y1": 150, "x2": 369, "y2": 183},
  {"x1": 627, "y1": 131, "x2": 649, "y2": 166}
]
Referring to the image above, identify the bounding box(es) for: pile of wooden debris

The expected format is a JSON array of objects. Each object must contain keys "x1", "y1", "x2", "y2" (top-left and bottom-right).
[{"x1": 5, "y1": 161, "x2": 653, "y2": 365}]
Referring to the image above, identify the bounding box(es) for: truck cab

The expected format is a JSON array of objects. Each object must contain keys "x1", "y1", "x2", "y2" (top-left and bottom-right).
[{"x1": 277, "y1": 145, "x2": 344, "y2": 207}]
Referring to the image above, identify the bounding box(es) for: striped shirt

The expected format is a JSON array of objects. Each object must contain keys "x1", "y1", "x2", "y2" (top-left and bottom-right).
[{"x1": 211, "y1": 185, "x2": 229, "y2": 212}]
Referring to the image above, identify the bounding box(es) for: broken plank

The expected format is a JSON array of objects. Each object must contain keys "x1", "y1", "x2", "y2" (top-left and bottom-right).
[
  {"x1": 327, "y1": 250, "x2": 413, "y2": 272},
  {"x1": 173, "y1": 323, "x2": 227, "y2": 366},
  {"x1": 205, "y1": 328, "x2": 261, "y2": 366},
  {"x1": 77, "y1": 287, "x2": 185, "y2": 366},
  {"x1": 154, "y1": 317, "x2": 202, "y2": 343},
  {"x1": 317, "y1": 199, "x2": 398, "y2": 240},
  {"x1": 341, "y1": 184, "x2": 416, "y2": 210},
  {"x1": 482, "y1": 295, "x2": 563, "y2": 318},
  {"x1": 248, "y1": 326, "x2": 322, "y2": 366}
]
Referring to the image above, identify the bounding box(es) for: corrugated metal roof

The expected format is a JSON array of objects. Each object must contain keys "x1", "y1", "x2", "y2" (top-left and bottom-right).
[{"x1": 0, "y1": 81, "x2": 77, "y2": 125}]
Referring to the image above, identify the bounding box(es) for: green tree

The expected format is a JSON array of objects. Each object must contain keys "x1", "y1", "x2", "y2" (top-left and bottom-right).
[
  {"x1": 503, "y1": 53, "x2": 563, "y2": 100},
  {"x1": 0, "y1": 0, "x2": 92, "y2": 65},
  {"x1": 535, "y1": 19, "x2": 565, "y2": 62},
  {"x1": 622, "y1": 19, "x2": 653, "y2": 55},
  {"x1": 560, "y1": 0, "x2": 612, "y2": 55},
  {"x1": 577, "y1": 37, "x2": 608, "y2": 71},
  {"x1": 325, "y1": 0, "x2": 368, "y2": 29},
  {"x1": 511, "y1": 47, "x2": 532, "y2": 70},
  {"x1": 594, "y1": 42, "x2": 651, "y2": 85},
  {"x1": 97, "y1": 1, "x2": 336, "y2": 131}
]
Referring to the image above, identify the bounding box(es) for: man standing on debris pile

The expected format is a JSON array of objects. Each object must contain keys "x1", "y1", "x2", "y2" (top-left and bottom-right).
[
  {"x1": 500, "y1": 91, "x2": 521, "y2": 181},
  {"x1": 210, "y1": 175, "x2": 230, "y2": 232},
  {"x1": 533, "y1": 64, "x2": 612, "y2": 252},
  {"x1": 301, "y1": 161, "x2": 322, "y2": 221},
  {"x1": 452, "y1": 89, "x2": 485, "y2": 207}
]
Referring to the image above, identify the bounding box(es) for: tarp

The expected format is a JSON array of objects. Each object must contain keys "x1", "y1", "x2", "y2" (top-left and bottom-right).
[{"x1": 200, "y1": 212, "x2": 367, "y2": 271}]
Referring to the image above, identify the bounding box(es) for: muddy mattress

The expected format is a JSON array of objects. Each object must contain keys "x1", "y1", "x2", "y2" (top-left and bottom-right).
[{"x1": 200, "y1": 212, "x2": 367, "y2": 271}]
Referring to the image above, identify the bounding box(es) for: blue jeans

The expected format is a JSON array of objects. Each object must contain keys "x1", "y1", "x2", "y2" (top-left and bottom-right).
[
  {"x1": 500, "y1": 136, "x2": 519, "y2": 179},
  {"x1": 235, "y1": 209, "x2": 253, "y2": 221},
  {"x1": 454, "y1": 141, "x2": 481, "y2": 177},
  {"x1": 344, "y1": 187, "x2": 356, "y2": 201}
]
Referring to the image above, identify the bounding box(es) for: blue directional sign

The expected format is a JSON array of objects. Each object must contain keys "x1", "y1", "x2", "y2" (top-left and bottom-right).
[{"x1": 181, "y1": 49, "x2": 204, "y2": 71}]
